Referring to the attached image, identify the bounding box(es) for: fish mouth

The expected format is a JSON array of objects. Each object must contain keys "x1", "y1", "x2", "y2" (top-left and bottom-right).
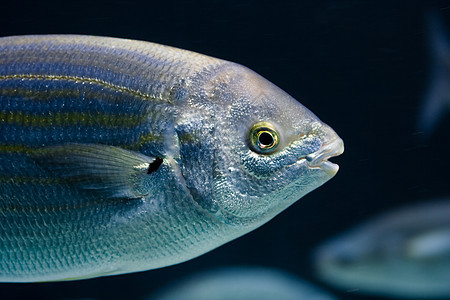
[{"x1": 306, "y1": 138, "x2": 344, "y2": 175}]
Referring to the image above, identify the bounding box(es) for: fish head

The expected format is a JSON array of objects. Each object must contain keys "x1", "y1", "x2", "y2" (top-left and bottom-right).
[{"x1": 182, "y1": 63, "x2": 344, "y2": 229}]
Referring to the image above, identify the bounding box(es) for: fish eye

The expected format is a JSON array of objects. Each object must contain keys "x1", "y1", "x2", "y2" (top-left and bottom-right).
[{"x1": 249, "y1": 122, "x2": 280, "y2": 154}]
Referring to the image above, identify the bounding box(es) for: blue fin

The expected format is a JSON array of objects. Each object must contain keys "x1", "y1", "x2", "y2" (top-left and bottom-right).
[{"x1": 33, "y1": 143, "x2": 163, "y2": 200}]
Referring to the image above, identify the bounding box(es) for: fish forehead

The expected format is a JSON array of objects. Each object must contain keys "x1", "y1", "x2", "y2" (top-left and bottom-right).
[{"x1": 199, "y1": 62, "x2": 318, "y2": 122}]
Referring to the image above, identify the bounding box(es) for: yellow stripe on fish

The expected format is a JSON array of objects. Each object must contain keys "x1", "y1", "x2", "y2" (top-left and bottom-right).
[
  {"x1": 0, "y1": 175, "x2": 60, "y2": 185},
  {"x1": 0, "y1": 133, "x2": 164, "y2": 154},
  {"x1": 0, "y1": 111, "x2": 147, "y2": 128},
  {"x1": 0, "y1": 74, "x2": 155, "y2": 102}
]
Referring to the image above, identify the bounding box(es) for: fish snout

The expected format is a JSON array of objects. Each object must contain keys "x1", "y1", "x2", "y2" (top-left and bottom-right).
[{"x1": 306, "y1": 125, "x2": 344, "y2": 176}]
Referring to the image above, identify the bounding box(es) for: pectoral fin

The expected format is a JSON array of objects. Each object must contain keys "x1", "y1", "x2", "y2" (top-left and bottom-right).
[{"x1": 33, "y1": 143, "x2": 163, "y2": 200}]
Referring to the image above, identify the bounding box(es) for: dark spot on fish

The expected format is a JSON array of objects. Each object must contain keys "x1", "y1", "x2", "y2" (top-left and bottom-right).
[{"x1": 147, "y1": 157, "x2": 163, "y2": 174}]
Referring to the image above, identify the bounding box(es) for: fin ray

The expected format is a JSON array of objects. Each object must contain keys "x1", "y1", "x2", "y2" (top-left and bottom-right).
[{"x1": 33, "y1": 143, "x2": 161, "y2": 200}]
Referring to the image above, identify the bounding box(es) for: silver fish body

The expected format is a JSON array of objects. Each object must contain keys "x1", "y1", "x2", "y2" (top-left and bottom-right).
[
  {"x1": 314, "y1": 200, "x2": 450, "y2": 298},
  {"x1": 0, "y1": 35, "x2": 343, "y2": 282}
]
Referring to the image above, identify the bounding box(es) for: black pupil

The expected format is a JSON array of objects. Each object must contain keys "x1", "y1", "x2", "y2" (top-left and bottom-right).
[{"x1": 259, "y1": 131, "x2": 274, "y2": 146}]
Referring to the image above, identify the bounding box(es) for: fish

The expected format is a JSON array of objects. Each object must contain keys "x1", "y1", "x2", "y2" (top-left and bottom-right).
[
  {"x1": 418, "y1": 10, "x2": 450, "y2": 136},
  {"x1": 0, "y1": 35, "x2": 343, "y2": 282},
  {"x1": 151, "y1": 266, "x2": 338, "y2": 300},
  {"x1": 314, "y1": 199, "x2": 450, "y2": 299}
]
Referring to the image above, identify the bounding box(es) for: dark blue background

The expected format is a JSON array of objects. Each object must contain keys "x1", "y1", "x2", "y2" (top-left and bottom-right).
[{"x1": 1, "y1": 1, "x2": 450, "y2": 299}]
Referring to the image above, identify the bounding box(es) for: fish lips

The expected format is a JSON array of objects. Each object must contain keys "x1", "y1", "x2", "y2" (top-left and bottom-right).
[{"x1": 304, "y1": 138, "x2": 344, "y2": 176}]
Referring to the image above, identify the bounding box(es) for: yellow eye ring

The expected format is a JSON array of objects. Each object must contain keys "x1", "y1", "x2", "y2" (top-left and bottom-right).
[{"x1": 249, "y1": 122, "x2": 280, "y2": 154}]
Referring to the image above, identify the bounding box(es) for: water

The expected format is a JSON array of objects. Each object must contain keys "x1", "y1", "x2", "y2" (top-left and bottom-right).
[{"x1": 1, "y1": 1, "x2": 449, "y2": 299}]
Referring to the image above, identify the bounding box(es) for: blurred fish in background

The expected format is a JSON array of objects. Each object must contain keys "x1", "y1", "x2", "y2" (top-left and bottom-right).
[
  {"x1": 149, "y1": 266, "x2": 338, "y2": 300},
  {"x1": 313, "y1": 199, "x2": 450, "y2": 299},
  {"x1": 59, "y1": 299, "x2": 96, "y2": 300},
  {"x1": 418, "y1": 9, "x2": 450, "y2": 137}
]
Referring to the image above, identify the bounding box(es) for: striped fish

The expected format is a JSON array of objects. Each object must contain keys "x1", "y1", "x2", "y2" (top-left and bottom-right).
[{"x1": 0, "y1": 35, "x2": 343, "y2": 282}]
